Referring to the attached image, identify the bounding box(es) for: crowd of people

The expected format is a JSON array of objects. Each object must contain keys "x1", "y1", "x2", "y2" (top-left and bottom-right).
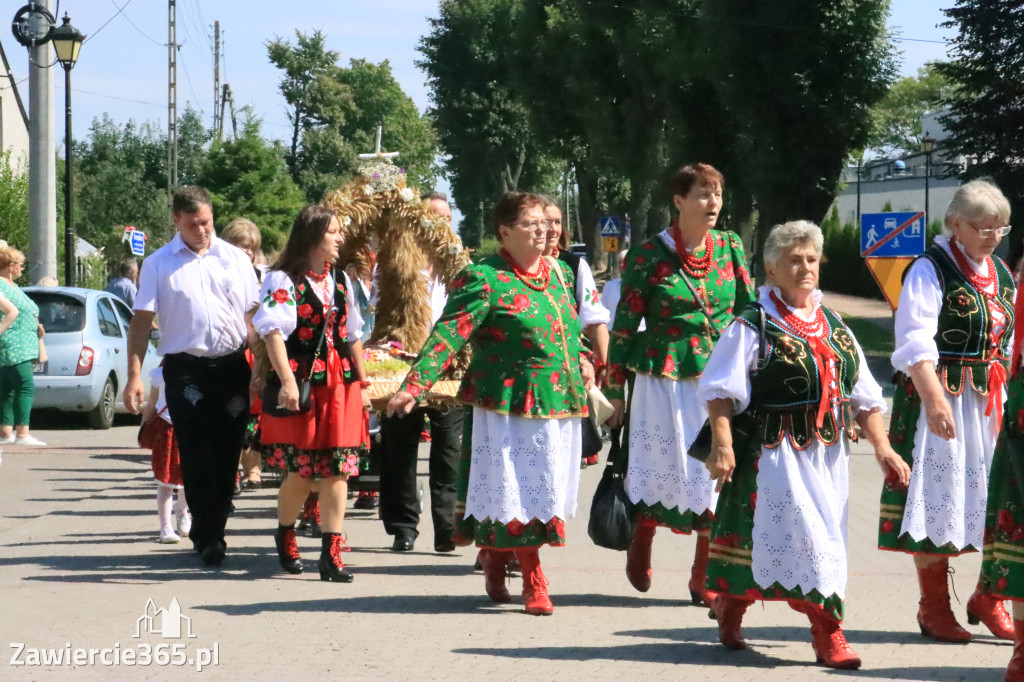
[{"x1": 3, "y1": 160, "x2": 1017, "y2": 677}]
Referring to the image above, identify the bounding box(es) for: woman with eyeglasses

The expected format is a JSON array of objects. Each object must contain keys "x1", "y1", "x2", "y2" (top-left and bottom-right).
[
  {"x1": 254, "y1": 205, "x2": 371, "y2": 582},
  {"x1": 606, "y1": 163, "x2": 754, "y2": 605},
  {"x1": 879, "y1": 180, "x2": 1016, "y2": 645},
  {"x1": 0, "y1": 244, "x2": 46, "y2": 447},
  {"x1": 387, "y1": 191, "x2": 592, "y2": 616}
]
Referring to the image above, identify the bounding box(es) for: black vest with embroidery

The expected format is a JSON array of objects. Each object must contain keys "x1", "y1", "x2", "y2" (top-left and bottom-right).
[
  {"x1": 918, "y1": 244, "x2": 1014, "y2": 396},
  {"x1": 269, "y1": 269, "x2": 355, "y2": 386},
  {"x1": 736, "y1": 303, "x2": 860, "y2": 450}
]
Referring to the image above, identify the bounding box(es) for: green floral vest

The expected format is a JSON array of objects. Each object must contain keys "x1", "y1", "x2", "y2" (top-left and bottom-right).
[
  {"x1": 919, "y1": 245, "x2": 1014, "y2": 396},
  {"x1": 265, "y1": 271, "x2": 354, "y2": 386},
  {"x1": 399, "y1": 255, "x2": 587, "y2": 418},
  {"x1": 736, "y1": 303, "x2": 860, "y2": 449},
  {"x1": 607, "y1": 229, "x2": 753, "y2": 400}
]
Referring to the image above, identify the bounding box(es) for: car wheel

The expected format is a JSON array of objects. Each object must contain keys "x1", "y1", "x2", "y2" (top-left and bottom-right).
[{"x1": 88, "y1": 377, "x2": 116, "y2": 429}]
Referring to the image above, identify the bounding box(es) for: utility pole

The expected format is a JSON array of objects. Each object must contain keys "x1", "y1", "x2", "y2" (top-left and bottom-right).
[
  {"x1": 27, "y1": 2, "x2": 58, "y2": 283},
  {"x1": 167, "y1": 0, "x2": 178, "y2": 194},
  {"x1": 212, "y1": 20, "x2": 220, "y2": 139}
]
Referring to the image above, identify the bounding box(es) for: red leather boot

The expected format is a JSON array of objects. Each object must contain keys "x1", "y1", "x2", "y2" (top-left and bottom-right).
[
  {"x1": 710, "y1": 595, "x2": 752, "y2": 650},
  {"x1": 274, "y1": 524, "x2": 302, "y2": 574},
  {"x1": 1006, "y1": 619, "x2": 1024, "y2": 682},
  {"x1": 806, "y1": 607, "x2": 862, "y2": 669},
  {"x1": 626, "y1": 518, "x2": 656, "y2": 593},
  {"x1": 480, "y1": 549, "x2": 512, "y2": 604},
  {"x1": 515, "y1": 546, "x2": 553, "y2": 616},
  {"x1": 689, "y1": 534, "x2": 711, "y2": 605},
  {"x1": 916, "y1": 560, "x2": 971, "y2": 643},
  {"x1": 967, "y1": 587, "x2": 1014, "y2": 640}
]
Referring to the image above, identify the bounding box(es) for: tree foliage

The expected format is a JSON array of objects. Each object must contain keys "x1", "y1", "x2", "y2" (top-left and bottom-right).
[
  {"x1": 0, "y1": 150, "x2": 29, "y2": 253},
  {"x1": 197, "y1": 119, "x2": 306, "y2": 252},
  {"x1": 867, "y1": 63, "x2": 952, "y2": 156},
  {"x1": 936, "y1": 0, "x2": 1024, "y2": 261}
]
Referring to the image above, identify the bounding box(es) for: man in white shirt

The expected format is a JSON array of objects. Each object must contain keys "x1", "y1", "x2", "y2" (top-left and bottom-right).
[
  {"x1": 124, "y1": 186, "x2": 260, "y2": 567},
  {"x1": 378, "y1": 192, "x2": 465, "y2": 553}
]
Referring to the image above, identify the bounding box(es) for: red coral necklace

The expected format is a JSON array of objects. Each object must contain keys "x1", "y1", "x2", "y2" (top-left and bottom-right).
[
  {"x1": 306, "y1": 262, "x2": 331, "y2": 283},
  {"x1": 769, "y1": 290, "x2": 826, "y2": 338},
  {"x1": 671, "y1": 221, "x2": 714, "y2": 279},
  {"x1": 500, "y1": 249, "x2": 550, "y2": 291},
  {"x1": 949, "y1": 238, "x2": 997, "y2": 299}
]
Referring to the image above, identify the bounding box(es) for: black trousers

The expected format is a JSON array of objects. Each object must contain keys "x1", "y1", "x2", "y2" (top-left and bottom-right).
[
  {"x1": 162, "y1": 350, "x2": 250, "y2": 551},
  {"x1": 379, "y1": 404, "x2": 464, "y2": 544}
]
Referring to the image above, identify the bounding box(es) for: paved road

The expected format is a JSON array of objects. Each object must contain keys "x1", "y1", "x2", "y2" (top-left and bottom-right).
[{"x1": 0, "y1": 419, "x2": 1010, "y2": 681}]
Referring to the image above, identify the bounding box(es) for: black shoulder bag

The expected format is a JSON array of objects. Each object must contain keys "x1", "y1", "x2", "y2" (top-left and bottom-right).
[
  {"x1": 262, "y1": 283, "x2": 335, "y2": 417},
  {"x1": 588, "y1": 408, "x2": 635, "y2": 551},
  {"x1": 687, "y1": 302, "x2": 767, "y2": 462}
]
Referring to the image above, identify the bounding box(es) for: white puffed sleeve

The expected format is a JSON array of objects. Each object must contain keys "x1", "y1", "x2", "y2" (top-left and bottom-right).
[
  {"x1": 891, "y1": 258, "x2": 942, "y2": 373},
  {"x1": 850, "y1": 334, "x2": 887, "y2": 415},
  {"x1": 341, "y1": 271, "x2": 364, "y2": 341},
  {"x1": 697, "y1": 318, "x2": 759, "y2": 414},
  {"x1": 253, "y1": 270, "x2": 298, "y2": 339},
  {"x1": 575, "y1": 258, "x2": 611, "y2": 328}
]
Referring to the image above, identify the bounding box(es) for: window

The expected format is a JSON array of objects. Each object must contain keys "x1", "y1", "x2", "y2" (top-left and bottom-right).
[
  {"x1": 96, "y1": 298, "x2": 122, "y2": 338},
  {"x1": 111, "y1": 298, "x2": 134, "y2": 333}
]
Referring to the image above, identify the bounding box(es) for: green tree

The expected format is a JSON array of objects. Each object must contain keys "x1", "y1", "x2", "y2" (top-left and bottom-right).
[
  {"x1": 0, "y1": 150, "x2": 30, "y2": 253},
  {"x1": 700, "y1": 0, "x2": 897, "y2": 276},
  {"x1": 418, "y1": 0, "x2": 558, "y2": 247},
  {"x1": 266, "y1": 30, "x2": 354, "y2": 179},
  {"x1": 197, "y1": 119, "x2": 306, "y2": 251},
  {"x1": 73, "y1": 114, "x2": 173, "y2": 254},
  {"x1": 867, "y1": 63, "x2": 952, "y2": 156},
  {"x1": 936, "y1": 0, "x2": 1024, "y2": 260}
]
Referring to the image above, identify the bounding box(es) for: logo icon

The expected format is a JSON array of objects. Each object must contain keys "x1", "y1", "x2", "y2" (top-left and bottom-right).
[{"x1": 134, "y1": 598, "x2": 196, "y2": 639}]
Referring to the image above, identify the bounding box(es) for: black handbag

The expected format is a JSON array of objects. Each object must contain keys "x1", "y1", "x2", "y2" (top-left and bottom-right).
[
  {"x1": 582, "y1": 411, "x2": 603, "y2": 458},
  {"x1": 688, "y1": 302, "x2": 768, "y2": 462},
  {"x1": 262, "y1": 283, "x2": 334, "y2": 417},
  {"x1": 588, "y1": 420, "x2": 635, "y2": 550}
]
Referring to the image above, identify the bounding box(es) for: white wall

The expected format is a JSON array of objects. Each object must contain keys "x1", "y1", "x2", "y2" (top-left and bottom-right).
[{"x1": 0, "y1": 40, "x2": 29, "y2": 164}]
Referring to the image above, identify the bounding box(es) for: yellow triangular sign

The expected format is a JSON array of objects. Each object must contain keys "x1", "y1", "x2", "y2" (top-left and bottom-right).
[{"x1": 865, "y1": 257, "x2": 915, "y2": 311}]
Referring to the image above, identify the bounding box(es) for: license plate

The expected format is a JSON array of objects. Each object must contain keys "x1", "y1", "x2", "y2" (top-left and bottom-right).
[{"x1": 32, "y1": 361, "x2": 48, "y2": 374}]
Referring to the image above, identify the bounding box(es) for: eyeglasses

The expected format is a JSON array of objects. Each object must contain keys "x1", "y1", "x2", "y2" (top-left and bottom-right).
[
  {"x1": 511, "y1": 220, "x2": 547, "y2": 232},
  {"x1": 967, "y1": 221, "x2": 1011, "y2": 239}
]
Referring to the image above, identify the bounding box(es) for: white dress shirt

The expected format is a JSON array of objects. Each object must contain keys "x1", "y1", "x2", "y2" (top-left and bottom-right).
[{"x1": 135, "y1": 233, "x2": 260, "y2": 357}]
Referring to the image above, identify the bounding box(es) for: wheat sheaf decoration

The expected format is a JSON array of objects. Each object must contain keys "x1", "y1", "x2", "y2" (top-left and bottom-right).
[{"x1": 322, "y1": 160, "x2": 471, "y2": 363}]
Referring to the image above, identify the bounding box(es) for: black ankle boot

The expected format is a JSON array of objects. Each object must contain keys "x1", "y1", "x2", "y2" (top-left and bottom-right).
[
  {"x1": 275, "y1": 524, "x2": 302, "y2": 574},
  {"x1": 319, "y1": 532, "x2": 353, "y2": 583}
]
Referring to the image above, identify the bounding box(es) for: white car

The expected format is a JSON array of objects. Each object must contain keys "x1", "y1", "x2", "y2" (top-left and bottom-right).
[{"x1": 24, "y1": 287, "x2": 161, "y2": 429}]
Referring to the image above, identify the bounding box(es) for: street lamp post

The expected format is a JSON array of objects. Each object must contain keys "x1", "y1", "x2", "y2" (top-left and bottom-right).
[
  {"x1": 922, "y1": 132, "x2": 936, "y2": 230},
  {"x1": 50, "y1": 14, "x2": 84, "y2": 286}
]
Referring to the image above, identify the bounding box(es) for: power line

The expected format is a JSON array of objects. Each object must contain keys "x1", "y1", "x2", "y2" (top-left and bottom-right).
[
  {"x1": 110, "y1": 0, "x2": 163, "y2": 47},
  {"x1": 85, "y1": 0, "x2": 135, "y2": 44}
]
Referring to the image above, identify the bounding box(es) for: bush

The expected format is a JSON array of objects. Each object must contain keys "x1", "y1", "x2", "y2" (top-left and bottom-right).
[
  {"x1": 471, "y1": 237, "x2": 501, "y2": 262},
  {"x1": 820, "y1": 218, "x2": 885, "y2": 300}
]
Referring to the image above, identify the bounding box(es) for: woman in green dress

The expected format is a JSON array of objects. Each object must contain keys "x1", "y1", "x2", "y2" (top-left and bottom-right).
[
  {"x1": 606, "y1": 163, "x2": 753, "y2": 603},
  {"x1": 0, "y1": 244, "x2": 46, "y2": 447},
  {"x1": 387, "y1": 191, "x2": 591, "y2": 616}
]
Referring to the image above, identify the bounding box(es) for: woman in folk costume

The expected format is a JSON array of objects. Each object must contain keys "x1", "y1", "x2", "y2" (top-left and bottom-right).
[
  {"x1": 255, "y1": 205, "x2": 371, "y2": 582},
  {"x1": 388, "y1": 191, "x2": 592, "y2": 615},
  {"x1": 879, "y1": 180, "x2": 1016, "y2": 643},
  {"x1": 606, "y1": 163, "x2": 754, "y2": 604},
  {"x1": 700, "y1": 221, "x2": 910, "y2": 669},
  {"x1": 982, "y1": 228, "x2": 1024, "y2": 681}
]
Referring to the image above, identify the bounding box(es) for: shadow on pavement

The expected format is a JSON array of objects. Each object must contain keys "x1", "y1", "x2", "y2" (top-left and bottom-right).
[{"x1": 195, "y1": 594, "x2": 502, "y2": 617}]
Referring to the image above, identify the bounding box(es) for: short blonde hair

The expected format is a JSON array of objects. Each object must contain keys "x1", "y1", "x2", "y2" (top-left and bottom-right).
[
  {"x1": 763, "y1": 221, "x2": 823, "y2": 274},
  {"x1": 0, "y1": 246, "x2": 25, "y2": 270},
  {"x1": 944, "y1": 180, "x2": 1011, "y2": 232},
  {"x1": 221, "y1": 218, "x2": 262, "y2": 251}
]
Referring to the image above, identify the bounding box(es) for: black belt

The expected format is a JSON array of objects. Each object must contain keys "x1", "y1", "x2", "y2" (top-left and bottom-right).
[{"x1": 165, "y1": 347, "x2": 246, "y2": 368}]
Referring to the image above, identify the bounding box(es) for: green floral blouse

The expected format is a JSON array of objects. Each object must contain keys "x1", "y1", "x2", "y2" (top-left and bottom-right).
[
  {"x1": 0, "y1": 278, "x2": 40, "y2": 367},
  {"x1": 607, "y1": 229, "x2": 753, "y2": 400},
  {"x1": 399, "y1": 255, "x2": 588, "y2": 418}
]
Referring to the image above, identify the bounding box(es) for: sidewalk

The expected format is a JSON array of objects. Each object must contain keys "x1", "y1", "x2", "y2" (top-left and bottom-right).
[
  {"x1": 0, "y1": 424, "x2": 1012, "y2": 680},
  {"x1": 821, "y1": 291, "x2": 894, "y2": 330}
]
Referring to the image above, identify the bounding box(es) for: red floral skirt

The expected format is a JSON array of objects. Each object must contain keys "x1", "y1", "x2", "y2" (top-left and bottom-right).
[
  {"x1": 260, "y1": 351, "x2": 368, "y2": 479},
  {"x1": 149, "y1": 419, "x2": 183, "y2": 487}
]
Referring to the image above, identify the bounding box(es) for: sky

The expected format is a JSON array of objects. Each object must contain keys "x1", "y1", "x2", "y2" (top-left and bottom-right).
[{"x1": 4, "y1": 0, "x2": 955, "y2": 219}]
